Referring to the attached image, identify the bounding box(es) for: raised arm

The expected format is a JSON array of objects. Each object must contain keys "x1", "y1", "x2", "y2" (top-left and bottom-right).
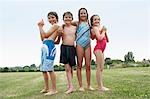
[
  {"x1": 103, "y1": 26, "x2": 109, "y2": 42},
  {"x1": 37, "y1": 19, "x2": 59, "y2": 41},
  {"x1": 54, "y1": 26, "x2": 63, "y2": 44},
  {"x1": 46, "y1": 24, "x2": 59, "y2": 38},
  {"x1": 93, "y1": 26, "x2": 105, "y2": 41},
  {"x1": 37, "y1": 19, "x2": 45, "y2": 41}
]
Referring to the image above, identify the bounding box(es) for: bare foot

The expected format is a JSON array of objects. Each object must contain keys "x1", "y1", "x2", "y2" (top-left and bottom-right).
[
  {"x1": 65, "y1": 86, "x2": 74, "y2": 94},
  {"x1": 44, "y1": 91, "x2": 58, "y2": 96},
  {"x1": 87, "y1": 86, "x2": 95, "y2": 91},
  {"x1": 99, "y1": 87, "x2": 110, "y2": 92},
  {"x1": 67, "y1": 85, "x2": 69, "y2": 90},
  {"x1": 40, "y1": 89, "x2": 49, "y2": 93},
  {"x1": 79, "y1": 87, "x2": 85, "y2": 92}
]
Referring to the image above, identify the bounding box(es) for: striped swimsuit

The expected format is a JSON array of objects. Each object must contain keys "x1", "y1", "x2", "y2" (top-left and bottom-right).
[{"x1": 76, "y1": 23, "x2": 91, "y2": 49}]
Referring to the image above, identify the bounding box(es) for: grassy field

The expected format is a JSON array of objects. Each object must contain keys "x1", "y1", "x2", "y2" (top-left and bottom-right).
[{"x1": 0, "y1": 67, "x2": 150, "y2": 99}]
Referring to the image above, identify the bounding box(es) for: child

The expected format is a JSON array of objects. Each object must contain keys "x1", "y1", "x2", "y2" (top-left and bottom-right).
[
  {"x1": 90, "y1": 14, "x2": 109, "y2": 91},
  {"x1": 55, "y1": 11, "x2": 77, "y2": 94},
  {"x1": 73, "y1": 8, "x2": 94, "y2": 91},
  {"x1": 37, "y1": 11, "x2": 60, "y2": 95}
]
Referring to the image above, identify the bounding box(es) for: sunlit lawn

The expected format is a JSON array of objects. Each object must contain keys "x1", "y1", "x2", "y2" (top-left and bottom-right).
[{"x1": 0, "y1": 67, "x2": 150, "y2": 99}]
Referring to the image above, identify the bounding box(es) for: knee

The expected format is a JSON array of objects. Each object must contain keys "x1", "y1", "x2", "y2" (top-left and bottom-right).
[
  {"x1": 77, "y1": 65, "x2": 82, "y2": 70},
  {"x1": 97, "y1": 66, "x2": 103, "y2": 71},
  {"x1": 86, "y1": 65, "x2": 91, "y2": 71},
  {"x1": 100, "y1": 68, "x2": 103, "y2": 71}
]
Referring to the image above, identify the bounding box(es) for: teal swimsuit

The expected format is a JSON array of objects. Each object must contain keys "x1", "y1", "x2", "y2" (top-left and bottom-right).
[{"x1": 76, "y1": 23, "x2": 91, "y2": 49}]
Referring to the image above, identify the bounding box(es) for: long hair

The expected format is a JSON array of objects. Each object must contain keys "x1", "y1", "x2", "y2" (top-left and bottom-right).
[
  {"x1": 90, "y1": 14, "x2": 99, "y2": 26},
  {"x1": 78, "y1": 8, "x2": 89, "y2": 22}
]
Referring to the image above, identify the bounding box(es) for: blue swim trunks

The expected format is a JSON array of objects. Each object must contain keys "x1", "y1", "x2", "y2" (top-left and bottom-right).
[{"x1": 40, "y1": 39, "x2": 56, "y2": 72}]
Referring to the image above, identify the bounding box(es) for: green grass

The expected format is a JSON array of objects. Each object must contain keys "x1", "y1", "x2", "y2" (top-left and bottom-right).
[{"x1": 0, "y1": 67, "x2": 150, "y2": 99}]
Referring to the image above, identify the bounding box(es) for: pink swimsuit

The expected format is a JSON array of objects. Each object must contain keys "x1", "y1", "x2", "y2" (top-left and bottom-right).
[{"x1": 94, "y1": 30, "x2": 107, "y2": 53}]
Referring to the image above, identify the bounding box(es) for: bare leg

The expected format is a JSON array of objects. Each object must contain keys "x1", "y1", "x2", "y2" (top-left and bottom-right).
[
  {"x1": 94, "y1": 50, "x2": 104, "y2": 88},
  {"x1": 49, "y1": 71, "x2": 57, "y2": 92},
  {"x1": 65, "y1": 65, "x2": 70, "y2": 90},
  {"x1": 41, "y1": 72, "x2": 49, "y2": 93},
  {"x1": 85, "y1": 46, "x2": 94, "y2": 90},
  {"x1": 76, "y1": 44, "x2": 84, "y2": 91},
  {"x1": 94, "y1": 50, "x2": 109, "y2": 91},
  {"x1": 68, "y1": 67, "x2": 73, "y2": 89},
  {"x1": 71, "y1": 68, "x2": 73, "y2": 78},
  {"x1": 45, "y1": 71, "x2": 57, "y2": 95},
  {"x1": 85, "y1": 46, "x2": 91, "y2": 88},
  {"x1": 65, "y1": 64, "x2": 74, "y2": 94}
]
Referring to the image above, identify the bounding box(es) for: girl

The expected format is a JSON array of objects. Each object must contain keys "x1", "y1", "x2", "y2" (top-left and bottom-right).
[
  {"x1": 90, "y1": 14, "x2": 109, "y2": 91},
  {"x1": 73, "y1": 8, "x2": 94, "y2": 91}
]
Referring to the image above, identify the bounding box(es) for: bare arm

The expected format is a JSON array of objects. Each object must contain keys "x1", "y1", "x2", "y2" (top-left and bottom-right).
[
  {"x1": 93, "y1": 26, "x2": 105, "y2": 41},
  {"x1": 37, "y1": 19, "x2": 59, "y2": 41},
  {"x1": 54, "y1": 26, "x2": 63, "y2": 44},
  {"x1": 90, "y1": 28, "x2": 96, "y2": 40},
  {"x1": 105, "y1": 32, "x2": 109, "y2": 42},
  {"x1": 37, "y1": 19, "x2": 45, "y2": 41},
  {"x1": 102, "y1": 26, "x2": 109, "y2": 42},
  {"x1": 46, "y1": 25, "x2": 59, "y2": 38},
  {"x1": 71, "y1": 21, "x2": 78, "y2": 26}
]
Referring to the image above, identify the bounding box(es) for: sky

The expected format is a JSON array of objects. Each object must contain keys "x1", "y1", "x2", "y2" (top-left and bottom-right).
[{"x1": 0, "y1": 0, "x2": 150, "y2": 67}]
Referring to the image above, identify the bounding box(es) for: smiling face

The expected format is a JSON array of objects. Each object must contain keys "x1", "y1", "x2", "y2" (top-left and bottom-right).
[
  {"x1": 63, "y1": 12, "x2": 73, "y2": 25},
  {"x1": 48, "y1": 14, "x2": 57, "y2": 25},
  {"x1": 79, "y1": 8, "x2": 88, "y2": 21},
  {"x1": 91, "y1": 15, "x2": 100, "y2": 26}
]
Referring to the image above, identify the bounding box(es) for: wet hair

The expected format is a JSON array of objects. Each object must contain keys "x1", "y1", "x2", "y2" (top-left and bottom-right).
[
  {"x1": 63, "y1": 11, "x2": 73, "y2": 20},
  {"x1": 78, "y1": 8, "x2": 89, "y2": 22},
  {"x1": 90, "y1": 14, "x2": 99, "y2": 26},
  {"x1": 47, "y1": 11, "x2": 58, "y2": 22}
]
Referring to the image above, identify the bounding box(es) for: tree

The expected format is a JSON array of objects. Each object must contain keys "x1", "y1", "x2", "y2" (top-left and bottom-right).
[
  {"x1": 124, "y1": 52, "x2": 135, "y2": 62},
  {"x1": 30, "y1": 64, "x2": 37, "y2": 72},
  {"x1": 23, "y1": 66, "x2": 30, "y2": 72},
  {"x1": 3, "y1": 67, "x2": 9, "y2": 72},
  {"x1": 91, "y1": 59, "x2": 96, "y2": 65},
  {"x1": 30, "y1": 64, "x2": 36, "y2": 68},
  {"x1": 105, "y1": 58, "x2": 113, "y2": 69},
  {"x1": 105, "y1": 58, "x2": 112, "y2": 65}
]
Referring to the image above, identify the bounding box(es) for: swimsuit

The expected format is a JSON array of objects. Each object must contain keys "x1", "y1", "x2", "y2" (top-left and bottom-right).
[
  {"x1": 76, "y1": 23, "x2": 91, "y2": 49},
  {"x1": 94, "y1": 30, "x2": 107, "y2": 53},
  {"x1": 40, "y1": 39, "x2": 56, "y2": 71},
  {"x1": 60, "y1": 44, "x2": 76, "y2": 66}
]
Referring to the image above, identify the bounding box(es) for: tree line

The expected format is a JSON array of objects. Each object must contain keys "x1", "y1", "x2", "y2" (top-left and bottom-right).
[{"x1": 0, "y1": 52, "x2": 150, "y2": 72}]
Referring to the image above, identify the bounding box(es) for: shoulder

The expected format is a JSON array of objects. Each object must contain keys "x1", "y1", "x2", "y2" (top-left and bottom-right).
[
  {"x1": 93, "y1": 26, "x2": 99, "y2": 31},
  {"x1": 72, "y1": 21, "x2": 79, "y2": 26},
  {"x1": 52, "y1": 24, "x2": 60, "y2": 29},
  {"x1": 71, "y1": 25, "x2": 77, "y2": 29}
]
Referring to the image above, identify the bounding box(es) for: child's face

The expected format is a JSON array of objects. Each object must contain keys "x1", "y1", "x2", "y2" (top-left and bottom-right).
[
  {"x1": 63, "y1": 14, "x2": 73, "y2": 24},
  {"x1": 79, "y1": 9, "x2": 87, "y2": 21},
  {"x1": 48, "y1": 15, "x2": 57, "y2": 25},
  {"x1": 92, "y1": 15, "x2": 100, "y2": 26}
]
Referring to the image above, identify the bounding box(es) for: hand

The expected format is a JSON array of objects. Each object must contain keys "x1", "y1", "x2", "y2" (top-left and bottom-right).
[
  {"x1": 102, "y1": 26, "x2": 107, "y2": 33},
  {"x1": 38, "y1": 19, "x2": 44, "y2": 27},
  {"x1": 57, "y1": 27, "x2": 63, "y2": 36}
]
